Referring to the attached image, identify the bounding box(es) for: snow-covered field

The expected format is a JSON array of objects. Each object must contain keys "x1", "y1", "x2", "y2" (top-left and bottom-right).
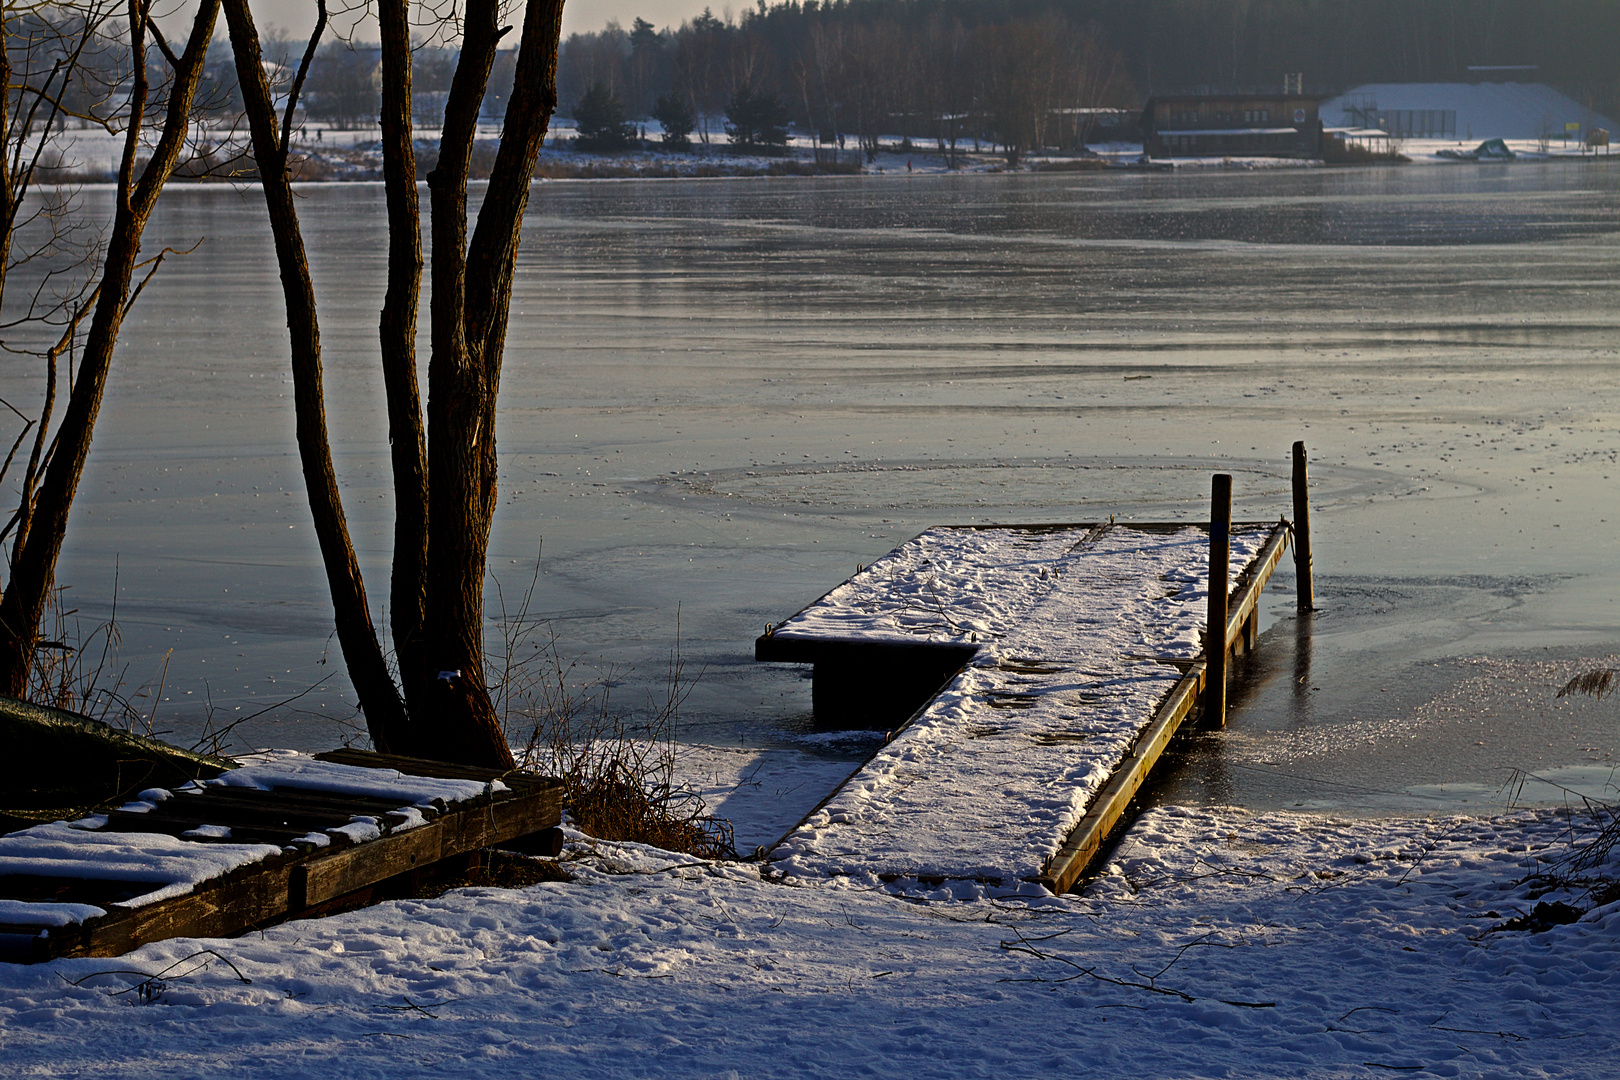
[{"x1": 2, "y1": 801, "x2": 1615, "y2": 1078}]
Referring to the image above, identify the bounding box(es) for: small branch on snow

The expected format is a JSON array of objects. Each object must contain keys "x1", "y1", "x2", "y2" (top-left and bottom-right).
[
  {"x1": 998, "y1": 925, "x2": 1195, "y2": 1002},
  {"x1": 1430, "y1": 1024, "x2": 1525, "y2": 1042},
  {"x1": 379, "y1": 996, "x2": 457, "y2": 1018}
]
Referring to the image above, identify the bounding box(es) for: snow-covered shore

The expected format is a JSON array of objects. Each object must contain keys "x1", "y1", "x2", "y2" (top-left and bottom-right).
[{"x1": 2, "y1": 801, "x2": 1615, "y2": 1078}]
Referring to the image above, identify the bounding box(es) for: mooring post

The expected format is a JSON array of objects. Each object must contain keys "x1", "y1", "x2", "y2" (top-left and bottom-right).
[
  {"x1": 1291, "y1": 440, "x2": 1315, "y2": 611},
  {"x1": 1206, "y1": 473, "x2": 1233, "y2": 727}
]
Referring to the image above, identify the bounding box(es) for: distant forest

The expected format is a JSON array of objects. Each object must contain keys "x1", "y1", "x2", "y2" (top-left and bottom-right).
[{"x1": 557, "y1": 0, "x2": 1620, "y2": 149}]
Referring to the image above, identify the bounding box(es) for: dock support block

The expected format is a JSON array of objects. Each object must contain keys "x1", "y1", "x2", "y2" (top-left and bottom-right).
[{"x1": 1206, "y1": 474, "x2": 1232, "y2": 728}]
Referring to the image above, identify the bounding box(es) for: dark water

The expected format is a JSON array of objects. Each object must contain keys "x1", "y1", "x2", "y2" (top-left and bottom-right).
[{"x1": 5, "y1": 162, "x2": 1619, "y2": 812}]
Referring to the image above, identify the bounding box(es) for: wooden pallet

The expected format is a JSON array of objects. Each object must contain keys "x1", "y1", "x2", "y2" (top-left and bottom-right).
[{"x1": 0, "y1": 750, "x2": 562, "y2": 963}]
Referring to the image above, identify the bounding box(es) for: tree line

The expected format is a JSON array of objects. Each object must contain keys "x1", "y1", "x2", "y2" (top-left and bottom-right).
[
  {"x1": 561, "y1": 7, "x2": 1138, "y2": 159},
  {"x1": 559, "y1": 0, "x2": 1620, "y2": 149}
]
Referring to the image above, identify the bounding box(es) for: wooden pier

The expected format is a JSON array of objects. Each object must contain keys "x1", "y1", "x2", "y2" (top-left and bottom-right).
[
  {"x1": 0, "y1": 750, "x2": 562, "y2": 963},
  {"x1": 757, "y1": 466, "x2": 1309, "y2": 893}
]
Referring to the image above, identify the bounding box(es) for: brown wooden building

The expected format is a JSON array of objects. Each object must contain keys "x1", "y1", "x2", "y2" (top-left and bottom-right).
[{"x1": 1143, "y1": 95, "x2": 1323, "y2": 159}]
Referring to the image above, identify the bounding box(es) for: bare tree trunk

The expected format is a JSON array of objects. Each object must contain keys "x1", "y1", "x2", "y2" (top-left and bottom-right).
[
  {"x1": 376, "y1": 0, "x2": 430, "y2": 742},
  {"x1": 0, "y1": 0, "x2": 221, "y2": 695},
  {"x1": 418, "y1": 0, "x2": 563, "y2": 768},
  {"x1": 221, "y1": 0, "x2": 409, "y2": 743}
]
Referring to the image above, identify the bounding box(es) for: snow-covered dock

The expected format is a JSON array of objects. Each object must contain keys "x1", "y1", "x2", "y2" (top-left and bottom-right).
[
  {"x1": 0, "y1": 751, "x2": 562, "y2": 963},
  {"x1": 757, "y1": 519, "x2": 1290, "y2": 892}
]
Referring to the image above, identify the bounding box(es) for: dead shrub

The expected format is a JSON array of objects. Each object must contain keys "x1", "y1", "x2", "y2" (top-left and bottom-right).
[
  {"x1": 492, "y1": 563, "x2": 734, "y2": 860},
  {"x1": 1556, "y1": 668, "x2": 1616, "y2": 700},
  {"x1": 1497, "y1": 676, "x2": 1620, "y2": 927},
  {"x1": 1031, "y1": 158, "x2": 1109, "y2": 172},
  {"x1": 29, "y1": 578, "x2": 170, "y2": 734}
]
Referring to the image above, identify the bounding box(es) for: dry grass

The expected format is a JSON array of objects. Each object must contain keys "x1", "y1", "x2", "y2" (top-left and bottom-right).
[
  {"x1": 1031, "y1": 158, "x2": 1110, "y2": 172},
  {"x1": 1498, "y1": 672, "x2": 1620, "y2": 928},
  {"x1": 1556, "y1": 668, "x2": 1617, "y2": 699},
  {"x1": 491, "y1": 561, "x2": 734, "y2": 860},
  {"x1": 28, "y1": 579, "x2": 171, "y2": 734}
]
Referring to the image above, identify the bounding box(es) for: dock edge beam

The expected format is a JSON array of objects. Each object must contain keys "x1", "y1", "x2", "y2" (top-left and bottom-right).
[{"x1": 1035, "y1": 522, "x2": 1291, "y2": 895}]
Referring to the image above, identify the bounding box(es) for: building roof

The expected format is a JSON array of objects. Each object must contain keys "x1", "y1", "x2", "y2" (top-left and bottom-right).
[
  {"x1": 1158, "y1": 127, "x2": 1302, "y2": 137},
  {"x1": 1321, "y1": 83, "x2": 1616, "y2": 140}
]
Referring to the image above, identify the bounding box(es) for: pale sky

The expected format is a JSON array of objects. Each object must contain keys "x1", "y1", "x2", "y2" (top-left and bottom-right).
[{"x1": 238, "y1": 0, "x2": 720, "y2": 43}]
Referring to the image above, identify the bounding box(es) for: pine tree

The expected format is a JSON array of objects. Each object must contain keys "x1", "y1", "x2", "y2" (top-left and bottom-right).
[
  {"x1": 573, "y1": 82, "x2": 635, "y2": 151},
  {"x1": 652, "y1": 91, "x2": 696, "y2": 148},
  {"x1": 724, "y1": 84, "x2": 790, "y2": 152}
]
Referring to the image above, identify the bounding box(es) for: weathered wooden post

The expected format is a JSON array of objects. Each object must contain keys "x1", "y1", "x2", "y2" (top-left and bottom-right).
[
  {"x1": 1206, "y1": 473, "x2": 1232, "y2": 727},
  {"x1": 1291, "y1": 440, "x2": 1315, "y2": 611}
]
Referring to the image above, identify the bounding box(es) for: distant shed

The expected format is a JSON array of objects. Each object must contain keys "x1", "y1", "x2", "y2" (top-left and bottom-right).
[{"x1": 1143, "y1": 95, "x2": 1322, "y2": 159}]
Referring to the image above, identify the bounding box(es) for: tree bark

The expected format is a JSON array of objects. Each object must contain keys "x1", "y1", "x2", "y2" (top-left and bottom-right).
[
  {"x1": 0, "y1": 0, "x2": 221, "y2": 695},
  {"x1": 221, "y1": 0, "x2": 409, "y2": 744},
  {"x1": 376, "y1": 0, "x2": 430, "y2": 739},
  {"x1": 417, "y1": 0, "x2": 563, "y2": 768}
]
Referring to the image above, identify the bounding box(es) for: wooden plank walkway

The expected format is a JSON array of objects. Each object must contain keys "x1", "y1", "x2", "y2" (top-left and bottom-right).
[
  {"x1": 756, "y1": 518, "x2": 1290, "y2": 892},
  {"x1": 0, "y1": 750, "x2": 562, "y2": 963}
]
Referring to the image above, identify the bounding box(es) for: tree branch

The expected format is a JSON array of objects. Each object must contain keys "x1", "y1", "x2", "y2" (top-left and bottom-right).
[{"x1": 279, "y1": 0, "x2": 329, "y2": 164}]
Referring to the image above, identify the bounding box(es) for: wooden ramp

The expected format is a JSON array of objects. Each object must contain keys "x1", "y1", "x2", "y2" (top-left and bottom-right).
[
  {"x1": 0, "y1": 750, "x2": 562, "y2": 963},
  {"x1": 757, "y1": 519, "x2": 1290, "y2": 893}
]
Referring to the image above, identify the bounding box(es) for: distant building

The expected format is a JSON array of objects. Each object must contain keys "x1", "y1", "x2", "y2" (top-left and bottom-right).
[
  {"x1": 1320, "y1": 84, "x2": 1618, "y2": 144},
  {"x1": 1143, "y1": 95, "x2": 1322, "y2": 159}
]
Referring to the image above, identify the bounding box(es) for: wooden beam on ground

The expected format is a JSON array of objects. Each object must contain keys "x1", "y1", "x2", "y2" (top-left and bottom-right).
[
  {"x1": 1037, "y1": 520, "x2": 1291, "y2": 893},
  {"x1": 1035, "y1": 661, "x2": 1207, "y2": 895},
  {"x1": 10, "y1": 771, "x2": 563, "y2": 962}
]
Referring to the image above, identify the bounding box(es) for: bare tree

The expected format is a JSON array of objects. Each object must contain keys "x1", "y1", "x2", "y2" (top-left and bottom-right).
[
  {"x1": 224, "y1": 0, "x2": 566, "y2": 768},
  {"x1": 671, "y1": 9, "x2": 728, "y2": 145},
  {"x1": 0, "y1": 0, "x2": 224, "y2": 698}
]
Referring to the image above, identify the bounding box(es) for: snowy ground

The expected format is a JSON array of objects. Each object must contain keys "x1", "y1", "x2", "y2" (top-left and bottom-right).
[
  {"x1": 29, "y1": 117, "x2": 1616, "y2": 186},
  {"x1": 1, "y1": 801, "x2": 1616, "y2": 1078}
]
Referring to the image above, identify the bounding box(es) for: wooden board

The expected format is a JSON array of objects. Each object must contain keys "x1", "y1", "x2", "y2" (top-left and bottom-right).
[
  {"x1": 1037, "y1": 522, "x2": 1291, "y2": 893},
  {"x1": 0, "y1": 751, "x2": 563, "y2": 963}
]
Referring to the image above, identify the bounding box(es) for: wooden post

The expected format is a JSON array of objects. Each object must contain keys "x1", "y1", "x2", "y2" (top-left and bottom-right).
[
  {"x1": 1206, "y1": 473, "x2": 1232, "y2": 728},
  {"x1": 1291, "y1": 440, "x2": 1315, "y2": 611}
]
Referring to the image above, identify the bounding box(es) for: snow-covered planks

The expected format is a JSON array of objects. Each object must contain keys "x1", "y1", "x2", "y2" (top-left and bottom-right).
[
  {"x1": 0, "y1": 750, "x2": 562, "y2": 962},
  {"x1": 758, "y1": 521, "x2": 1288, "y2": 888}
]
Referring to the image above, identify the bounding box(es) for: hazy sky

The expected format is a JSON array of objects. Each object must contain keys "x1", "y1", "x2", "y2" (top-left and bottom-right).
[{"x1": 243, "y1": 0, "x2": 721, "y2": 42}]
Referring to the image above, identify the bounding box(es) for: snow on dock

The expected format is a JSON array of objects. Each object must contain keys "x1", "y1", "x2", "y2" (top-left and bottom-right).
[
  {"x1": 0, "y1": 750, "x2": 562, "y2": 962},
  {"x1": 758, "y1": 521, "x2": 1288, "y2": 889}
]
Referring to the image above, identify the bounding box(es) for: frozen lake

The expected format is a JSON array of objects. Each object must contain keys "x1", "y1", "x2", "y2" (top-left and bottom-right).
[{"x1": 9, "y1": 161, "x2": 1620, "y2": 814}]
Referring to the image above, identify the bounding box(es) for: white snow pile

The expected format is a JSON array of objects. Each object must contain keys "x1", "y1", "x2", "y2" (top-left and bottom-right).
[
  {"x1": 768, "y1": 524, "x2": 1270, "y2": 884},
  {"x1": 2, "y1": 804, "x2": 1616, "y2": 1078},
  {"x1": 0, "y1": 752, "x2": 502, "y2": 920},
  {"x1": 210, "y1": 749, "x2": 502, "y2": 805}
]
